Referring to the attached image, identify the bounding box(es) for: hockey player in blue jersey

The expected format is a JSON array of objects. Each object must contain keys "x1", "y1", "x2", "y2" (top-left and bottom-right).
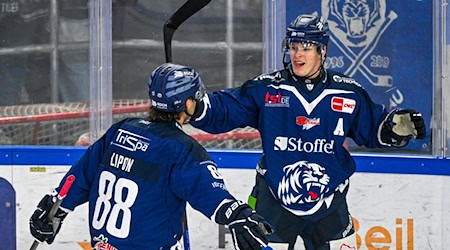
[
  {"x1": 190, "y1": 14, "x2": 426, "y2": 250},
  {"x1": 29, "y1": 63, "x2": 274, "y2": 250}
]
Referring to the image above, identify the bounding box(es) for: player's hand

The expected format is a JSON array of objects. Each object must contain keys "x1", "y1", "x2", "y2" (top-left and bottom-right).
[
  {"x1": 29, "y1": 194, "x2": 68, "y2": 244},
  {"x1": 381, "y1": 109, "x2": 426, "y2": 147},
  {"x1": 219, "y1": 200, "x2": 274, "y2": 250}
]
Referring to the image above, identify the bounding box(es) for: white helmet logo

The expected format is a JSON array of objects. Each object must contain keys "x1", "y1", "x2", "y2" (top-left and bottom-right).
[{"x1": 174, "y1": 70, "x2": 194, "y2": 79}]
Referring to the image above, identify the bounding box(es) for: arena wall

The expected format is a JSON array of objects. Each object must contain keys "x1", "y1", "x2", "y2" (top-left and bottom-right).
[{"x1": 0, "y1": 146, "x2": 449, "y2": 249}]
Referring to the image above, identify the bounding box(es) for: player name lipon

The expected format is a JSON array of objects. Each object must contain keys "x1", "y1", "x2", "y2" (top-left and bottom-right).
[{"x1": 110, "y1": 152, "x2": 134, "y2": 173}]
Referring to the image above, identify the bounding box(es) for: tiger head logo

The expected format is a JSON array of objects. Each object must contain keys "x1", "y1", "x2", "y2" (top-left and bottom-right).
[
  {"x1": 322, "y1": 0, "x2": 388, "y2": 47},
  {"x1": 277, "y1": 161, "x2": 330, "y2": 206}
]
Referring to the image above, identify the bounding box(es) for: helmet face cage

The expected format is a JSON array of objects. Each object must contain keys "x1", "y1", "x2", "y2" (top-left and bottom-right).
[{"x1": 148, "y1": 63, "x2": 205, "y2": 113}]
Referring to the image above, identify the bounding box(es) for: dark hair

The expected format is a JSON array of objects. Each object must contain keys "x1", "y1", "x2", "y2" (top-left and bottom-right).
[{"x1": 148, "y1": 107, "x2": 182, "y2": 122}]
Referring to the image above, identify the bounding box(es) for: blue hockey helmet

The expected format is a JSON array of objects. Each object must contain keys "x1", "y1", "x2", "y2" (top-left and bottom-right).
[
  {"x1": 286, "y1": 14, "x2": 329, "y2": 47},
  {"x1": 148, "y1": 63, "x2": 206, "y2": 113}
]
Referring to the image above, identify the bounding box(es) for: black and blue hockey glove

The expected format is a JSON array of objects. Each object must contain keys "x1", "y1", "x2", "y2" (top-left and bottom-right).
[
  {"x1": 29, "y1": 194, "x2": 68, "y2": 244},
  {"x1": 216, "y1": 200, "x2": 274, "y2": 250},
  {"x1": 381, "y1": 109, "x2": 426, "y2": 147}
]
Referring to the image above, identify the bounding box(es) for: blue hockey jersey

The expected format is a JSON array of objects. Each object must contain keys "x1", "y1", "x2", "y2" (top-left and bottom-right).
[
  {"x1": 191, "y1": 69, "x2": 389, "y2": 216},
  {"x1": 56, "y1": 118, "x2": 234, "y2": 249}
]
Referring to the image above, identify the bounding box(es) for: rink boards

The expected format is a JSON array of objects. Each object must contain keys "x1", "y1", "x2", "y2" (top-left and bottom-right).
[{"x1": 0, "y1": 146, "x2": 449, "y2": 250}]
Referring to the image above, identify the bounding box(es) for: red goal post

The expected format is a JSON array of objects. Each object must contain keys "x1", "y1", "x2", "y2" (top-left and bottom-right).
[{"x1": 0, "y1": 100, "x2": 261, "y2": 149}]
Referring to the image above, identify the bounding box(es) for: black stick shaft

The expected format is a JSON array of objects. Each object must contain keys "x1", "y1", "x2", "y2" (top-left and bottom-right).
[{"x1": 164, "y1": 0, "x2": 212, "y2": 62}]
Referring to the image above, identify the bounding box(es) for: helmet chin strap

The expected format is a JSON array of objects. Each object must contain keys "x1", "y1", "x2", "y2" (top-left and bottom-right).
[
  {"x1": 182, "y1": 98, "x2": 204, "y2": 124},
  {"x1": 184, "y1": 109, "x2": 193, "y2": 116},
  {"x1": 181, "y1": 113, "x2": 192, "y2": 125},
  {"x1": 182, "y1": 106, "x2": 194, "y2": 124}
]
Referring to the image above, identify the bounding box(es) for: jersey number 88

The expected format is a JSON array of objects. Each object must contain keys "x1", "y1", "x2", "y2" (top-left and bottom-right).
[{"x1": 92, "y1": 171, "x2": 139, "y2": 238}]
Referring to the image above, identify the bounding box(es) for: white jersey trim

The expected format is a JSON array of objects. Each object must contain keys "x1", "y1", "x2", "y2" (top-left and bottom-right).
[
  {"x1": 211, "y1": 198, "x2": 235, "y2": 222},
  {"x1": 195, "y1": 94, "x2": 210, "y2": 121},
  {"x1": 377, "y1": 109, "x2": 396, "y2": 146}
]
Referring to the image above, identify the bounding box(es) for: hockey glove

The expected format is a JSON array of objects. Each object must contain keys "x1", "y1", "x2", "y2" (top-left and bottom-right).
[
  {"x1": 217, "y1": 200, "x2": 274, "y2": 250},
  {"x1": 380, "y1": 109, "x2": 426, "y2": 147},
  {"x1": 29, "y1": 194, "x2": 68, "y2": 244}
]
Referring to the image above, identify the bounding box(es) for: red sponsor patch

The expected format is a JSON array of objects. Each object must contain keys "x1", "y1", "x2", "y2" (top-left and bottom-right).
[
  {"x1": 296, "y1": 116, "x2": 320, "y2": 130},
  {"x1": 331, "y1": 97, "x2": 356, "y2": 114},
  {"x1": 95, "y1": 242, "x2": 118, "y2": 250},
  {"x1": 264, "y1": 92, "x2": 290, "y2": 106}
]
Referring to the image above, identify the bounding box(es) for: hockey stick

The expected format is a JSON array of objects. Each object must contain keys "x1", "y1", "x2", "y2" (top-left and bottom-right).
[
  {"x1": 163, "y1": 1, "x2": 212, "y2": 249},
  {"x1": 163, "y1": 0, "x2": 212, "y2": 62},
  {"x1": 30, "y1": 175, "x2": 76, "y2": 250}
]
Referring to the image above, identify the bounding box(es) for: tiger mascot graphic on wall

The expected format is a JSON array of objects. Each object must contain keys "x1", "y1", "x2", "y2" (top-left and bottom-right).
[{"x1": 321, "y1": 0, "x2": 397, "y2": 87}]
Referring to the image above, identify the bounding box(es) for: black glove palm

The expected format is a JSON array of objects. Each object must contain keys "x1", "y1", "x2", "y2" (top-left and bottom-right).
[
  {"x1": 217, "y1": 200, "x2": 274, "y2": 250},
  {"x1": 29, "y1": 194, "x2": 68, "y2": 244},
  {"x1": 381, "y1": 109, "x2": 426, "y2": 147}
]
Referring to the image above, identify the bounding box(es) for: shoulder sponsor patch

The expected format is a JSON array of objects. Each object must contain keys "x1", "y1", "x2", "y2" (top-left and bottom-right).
[
  {"x1": 332, "y1": 75, "x2": 363, "y2": 88},
  {"x1": 331, "y1": 97, "x2": 356, "y2": 114},
  {"x1": 254, "y1": 71, "x2": 284, "y2": 82},
  {"x1": 254, "y1": 74, "x2": 276, "y2": 81}
]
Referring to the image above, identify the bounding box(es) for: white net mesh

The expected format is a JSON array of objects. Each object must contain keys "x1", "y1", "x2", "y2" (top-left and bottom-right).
[
  {"x1": 185, "y1": 125, "x2": 261, "y2": 149},
  {"x1": 0, "y1": 100, "x2": 261, "y2": 149}
]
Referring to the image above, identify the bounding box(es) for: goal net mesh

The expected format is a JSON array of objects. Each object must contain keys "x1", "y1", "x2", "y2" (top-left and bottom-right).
[{"x1": 0, "y1": 100, "x2": 261, "y2": 149}]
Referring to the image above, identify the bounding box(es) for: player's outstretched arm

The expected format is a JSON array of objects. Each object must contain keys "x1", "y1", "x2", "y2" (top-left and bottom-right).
[
  {"x1": 380, "y1": 109, "x2": 426, "y2": 147},
  {"x1": 29, "y1": 194, "x2": 68, "y2": 244},
  {"x1": 215, "y1": 200, "x2": 274, "y2": 250}
]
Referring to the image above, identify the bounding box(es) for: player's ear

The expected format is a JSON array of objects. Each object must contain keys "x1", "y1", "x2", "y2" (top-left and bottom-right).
[{"x1": 185, "y1": 98, "x2": 195, "y2": 112}]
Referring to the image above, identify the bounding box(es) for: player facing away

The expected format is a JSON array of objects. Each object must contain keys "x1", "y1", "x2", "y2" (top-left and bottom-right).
[
  {"x1": 190, "y1": 14, "x2": 426, "y2": 250},
  {"x1": 29, "y1": 63, "x2": 274, "y2": 250}
]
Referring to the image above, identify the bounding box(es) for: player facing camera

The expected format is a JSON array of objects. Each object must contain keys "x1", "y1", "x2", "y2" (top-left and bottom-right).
[
  {"x1": 190, "y1": 12, "x2": 426, "y2": 250},
  {"x1": 283, "y1": 14, "x2": 329, "y2": 80}
]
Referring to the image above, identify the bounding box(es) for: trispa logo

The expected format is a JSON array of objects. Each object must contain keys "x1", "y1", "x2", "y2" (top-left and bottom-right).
[
  {"x1": 296, "y1": 116, "x2": 320, "y2": 130},
  {"x1": 274, "y1": 137, "x2": 334, "y2": 154},
  {"x1": 331, "y1": 97, "x2": 356, "y2": 114},
  {"x1": 112, "y1": 129, "x2": 150, "y2": 152},
  {"x1": 264, "y1": 92, "x2": 290, "y2": 107}
]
